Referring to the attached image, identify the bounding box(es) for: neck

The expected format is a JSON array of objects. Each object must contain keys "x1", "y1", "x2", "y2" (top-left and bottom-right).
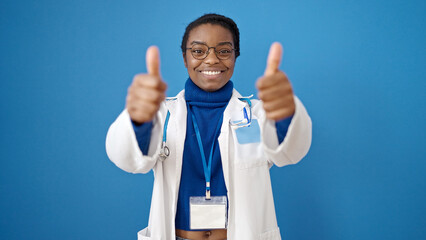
[{"x1": 185, "y1": 78, "x2": 233, "y2": 104}]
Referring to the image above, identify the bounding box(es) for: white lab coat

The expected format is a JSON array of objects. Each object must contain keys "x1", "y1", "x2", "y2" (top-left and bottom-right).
[{"x1": 106, "y1": 89, "x2": 312, "y2": 240}]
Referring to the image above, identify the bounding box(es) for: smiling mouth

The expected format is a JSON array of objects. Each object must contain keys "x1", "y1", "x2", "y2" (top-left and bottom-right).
[{"x1": 200, "y1": 70, "x2": 224, "y2": 76}]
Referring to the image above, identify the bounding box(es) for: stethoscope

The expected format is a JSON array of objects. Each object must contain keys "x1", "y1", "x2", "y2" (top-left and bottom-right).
[
  {"x1": 159, "y1": 111, "x2": 171, "y2": 159},
  {"x1": 159, "y1": 97, "x2": 252, "y2": 160}
]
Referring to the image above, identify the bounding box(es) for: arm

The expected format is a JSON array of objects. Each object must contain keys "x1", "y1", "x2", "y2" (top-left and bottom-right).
[
  {"x1": 255, "y1": 43, "x2": 312, "y2": 166},
  {"x1": 105, "y1": 46, "x2": 167, "y2": 174},
  {"x1": 132, "y1": 120, "x2": 153, "y2": 155},
  {"x1": 275, "y1": 115, "x2": 293, "y2": 144},
  {"x1": 258, "y1": 96, "x2": 312, "y2": 167},
  {"x1": 106, "y1": 109, "x2": 165, "y2": 174}
]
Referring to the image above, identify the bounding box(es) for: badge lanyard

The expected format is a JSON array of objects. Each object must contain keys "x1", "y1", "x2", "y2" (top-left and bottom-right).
[{"x1": 187, "y1": 103, "x2": 224, "y2": 200}]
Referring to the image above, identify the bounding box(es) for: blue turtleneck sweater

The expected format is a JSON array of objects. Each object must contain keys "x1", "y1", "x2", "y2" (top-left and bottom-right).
[
  {"x1": 132, "y1": 78, "x2": 292, "y2": 230},
  {"x1": 174, "y1": 79, "x2": 233, "y2": 230}
]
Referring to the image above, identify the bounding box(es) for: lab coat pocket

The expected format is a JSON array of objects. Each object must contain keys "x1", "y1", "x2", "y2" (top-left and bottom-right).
[
  {"x1": 234, "y1": 119, "x2": 261, "y2": 144},
  {"x1": 231, "y1": 120, "x2": 267, "y2": 169},
  {"x1": 259, "y1": 227, "x2": 281, "y2": 240}
]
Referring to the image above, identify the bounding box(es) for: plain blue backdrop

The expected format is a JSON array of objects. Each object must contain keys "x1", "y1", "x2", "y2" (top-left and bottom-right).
[{"x1": 1, "y1": 0, "x2": 425, "y2": 239}]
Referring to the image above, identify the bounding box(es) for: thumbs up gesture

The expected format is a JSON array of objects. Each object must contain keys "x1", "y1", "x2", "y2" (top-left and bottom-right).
[
  {"x1": 256, "y1": 42, "x2": 295, "y2": 121},
  {"x1": 126, "y1": 46, "x2": 167, "y2": 124}
]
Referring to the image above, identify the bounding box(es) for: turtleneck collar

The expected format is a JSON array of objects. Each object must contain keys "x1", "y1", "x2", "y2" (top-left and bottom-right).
[{"x1": 184, "y1": 78, "x2": 233, "y2": 105}]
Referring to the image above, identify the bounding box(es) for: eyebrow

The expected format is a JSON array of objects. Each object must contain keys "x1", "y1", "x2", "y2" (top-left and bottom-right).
[{"x1": 190, "y1": 41, "x2": 233, "y2": 46}]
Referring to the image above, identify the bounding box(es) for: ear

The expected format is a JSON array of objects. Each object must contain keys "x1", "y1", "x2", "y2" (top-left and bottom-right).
[{"x1": 182, "y1": 53, "x2": 188, "y2": 68}]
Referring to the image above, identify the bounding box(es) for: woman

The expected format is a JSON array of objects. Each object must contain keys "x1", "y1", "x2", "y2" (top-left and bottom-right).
[{"x1": 106, "y1": 14, "x2": 312, "y2": 240}]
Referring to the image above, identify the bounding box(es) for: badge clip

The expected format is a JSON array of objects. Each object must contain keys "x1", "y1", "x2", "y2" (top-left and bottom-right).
[{"x1": 206, "y1": 182, "x2": 211, "y2": 200}]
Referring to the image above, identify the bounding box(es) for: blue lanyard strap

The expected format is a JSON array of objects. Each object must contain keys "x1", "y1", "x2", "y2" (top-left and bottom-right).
[{"x1": 187, "y1": 103, "x2": 223, "y2": 200}]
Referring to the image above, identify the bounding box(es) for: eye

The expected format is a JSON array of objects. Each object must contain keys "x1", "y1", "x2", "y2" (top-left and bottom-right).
[
  {"x1": 217, "y1": 48, "x2": 233, "y2": 58},
  {"x1": 218, "y1": 49, "x2": 232, "y2": 54},
  {"x1": 191, "y1": 48, "x2": 206, "y2": 55}
]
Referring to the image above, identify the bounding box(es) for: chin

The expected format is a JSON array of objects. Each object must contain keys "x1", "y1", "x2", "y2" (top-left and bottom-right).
[
  {"x1": 207, "y1": 79, "x2": 231, "y2": 91},
  {"x1": 202, "y1": 83, "x2": 226, "y2": 92},
  {"x1": 200, "y1": 86, "x2": 218, "y2": 92}
]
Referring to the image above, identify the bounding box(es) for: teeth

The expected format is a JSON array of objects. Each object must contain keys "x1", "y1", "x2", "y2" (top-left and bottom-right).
[{"x1": 202, "y1": 71, "x2": 221, "y2": 75}]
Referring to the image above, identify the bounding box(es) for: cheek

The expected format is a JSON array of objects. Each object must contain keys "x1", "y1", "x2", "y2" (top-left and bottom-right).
[
  {"x1": 184, "y1": 55, "x2": 200, "y2": 69},
  {"x1": 188, "y1": 59, "x2": 202, "y2": 70},
  {"x1": 225, "y1": 61, "x2": 235, "y2": 71}
]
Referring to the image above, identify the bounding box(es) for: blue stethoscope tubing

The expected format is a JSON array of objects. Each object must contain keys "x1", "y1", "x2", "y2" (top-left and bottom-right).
[{"x1": 159, "y1": 111, "x2": 171, "y2": 158}]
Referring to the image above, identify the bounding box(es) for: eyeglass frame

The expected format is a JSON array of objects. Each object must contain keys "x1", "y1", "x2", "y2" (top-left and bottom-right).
[{"x1": 185, "y1": 42, "x2": 236, "y2": 60}]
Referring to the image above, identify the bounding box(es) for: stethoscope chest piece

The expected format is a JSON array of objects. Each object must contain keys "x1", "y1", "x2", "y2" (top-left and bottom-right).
[{"x1": 160, "y1": 142, "x2": 170, "y2": 159}]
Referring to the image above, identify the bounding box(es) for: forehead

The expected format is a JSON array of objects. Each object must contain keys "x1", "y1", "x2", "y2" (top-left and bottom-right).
[{"x1": 187, "y1": 23, "x2": 234, "y2": 46}]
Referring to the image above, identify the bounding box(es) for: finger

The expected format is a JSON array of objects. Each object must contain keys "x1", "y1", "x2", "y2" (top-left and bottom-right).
[
  {"x1": 126, "y1": 95, "x2": 160, "y2": 113},
  {"x1": 264, "y1": 42, "x2": 283, "y2": 77},
  {"x1": 265, "y1": 108, "x2": 295, "y2": 121},
  {"x1": 146, "y1": 46, "x2": 161, "y2": 77},
  {"x1": 127, "y1": 103, "x2": 158, "y2": 123},
  {"x1": 130, "y1": 87, "x2": 166, "y2": 104},
  {"x1": 258, "y1": 84, "x2": 292, "y2": 102},
  {"x1": 256, "y1": 71, "x2": 288, "y2": 90},
  {"x1": 127, "y1": 101, "x2": 158, "y2": 114},
  {"x1": 133, "y1": 74, "x2": 167, "y2": 91},
  {"x1": 262, "y1": 96, "x2": 294, "y2": 112}
]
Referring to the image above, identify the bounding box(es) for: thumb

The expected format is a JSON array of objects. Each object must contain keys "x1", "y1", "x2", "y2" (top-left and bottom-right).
[
  {"x1": 264, "y1": 42, "x2": 283, "y2": 76},
  {"x1": 146, "y1": 45, "x2": 161, "y2": 77}
]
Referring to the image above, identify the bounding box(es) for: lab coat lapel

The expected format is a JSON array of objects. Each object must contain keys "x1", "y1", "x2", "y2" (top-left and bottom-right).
[
  {"x1": 166, "y1": 91, "x2": 187, "y2": 206},
  {"x1": 219, "y1": 89, "x2": 246, "y2": 190}
]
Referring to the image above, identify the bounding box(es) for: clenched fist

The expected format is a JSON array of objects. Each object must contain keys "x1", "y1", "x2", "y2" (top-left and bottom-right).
[
  {"x1": 126, "y1": 46, "x2": 167, "y2": 124},
  {"x1": 256, "y1": 42, "x2": 295, "y2": 121}
]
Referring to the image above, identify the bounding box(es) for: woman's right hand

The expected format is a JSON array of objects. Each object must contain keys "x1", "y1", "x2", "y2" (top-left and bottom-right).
[{"x1": 126, "y1": 46, "x2": 167, "y2": 124}]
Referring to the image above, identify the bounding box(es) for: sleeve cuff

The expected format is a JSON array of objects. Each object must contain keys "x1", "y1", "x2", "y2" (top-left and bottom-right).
[
  {"x1": 275, "y1": 115, "x2": 293, "y2": 144},
  {"x1": 131, "y1": 120, "x2": 153, "y2": 155}
]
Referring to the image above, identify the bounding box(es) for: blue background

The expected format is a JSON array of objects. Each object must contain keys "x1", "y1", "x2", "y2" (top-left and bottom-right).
[{"x1": 1, "y1": 0, "x2": 425, "y2": 239}]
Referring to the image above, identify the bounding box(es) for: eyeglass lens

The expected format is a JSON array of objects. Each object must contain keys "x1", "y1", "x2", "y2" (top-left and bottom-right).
[{"x1": 190, "y1": 44, "x2": 233, "y2": 60}]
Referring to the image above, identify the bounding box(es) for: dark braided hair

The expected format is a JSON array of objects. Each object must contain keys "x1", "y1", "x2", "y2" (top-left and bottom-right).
[{"x1": 181, "y1": 13, "x2": 240, "y2": 59}]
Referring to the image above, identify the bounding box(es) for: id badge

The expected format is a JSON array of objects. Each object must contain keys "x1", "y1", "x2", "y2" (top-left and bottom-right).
[{"x1": 189, "y1": 196, "x2": 227, "y2": 230}]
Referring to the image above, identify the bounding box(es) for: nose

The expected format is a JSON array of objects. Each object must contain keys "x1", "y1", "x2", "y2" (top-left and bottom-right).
[{"x1": 203, "y1": 48, "x2": 220, "y2": 64}]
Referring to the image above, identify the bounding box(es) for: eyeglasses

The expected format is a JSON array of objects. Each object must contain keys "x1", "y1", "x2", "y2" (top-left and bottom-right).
[{"x1": 186, "y1": 43, "x2": 235, "y2": 60}]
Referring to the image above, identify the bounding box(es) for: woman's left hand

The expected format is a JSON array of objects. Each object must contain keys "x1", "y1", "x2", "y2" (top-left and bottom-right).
[{"x1": 256, "y1": 42, "x2": 295, "y2": 121}]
